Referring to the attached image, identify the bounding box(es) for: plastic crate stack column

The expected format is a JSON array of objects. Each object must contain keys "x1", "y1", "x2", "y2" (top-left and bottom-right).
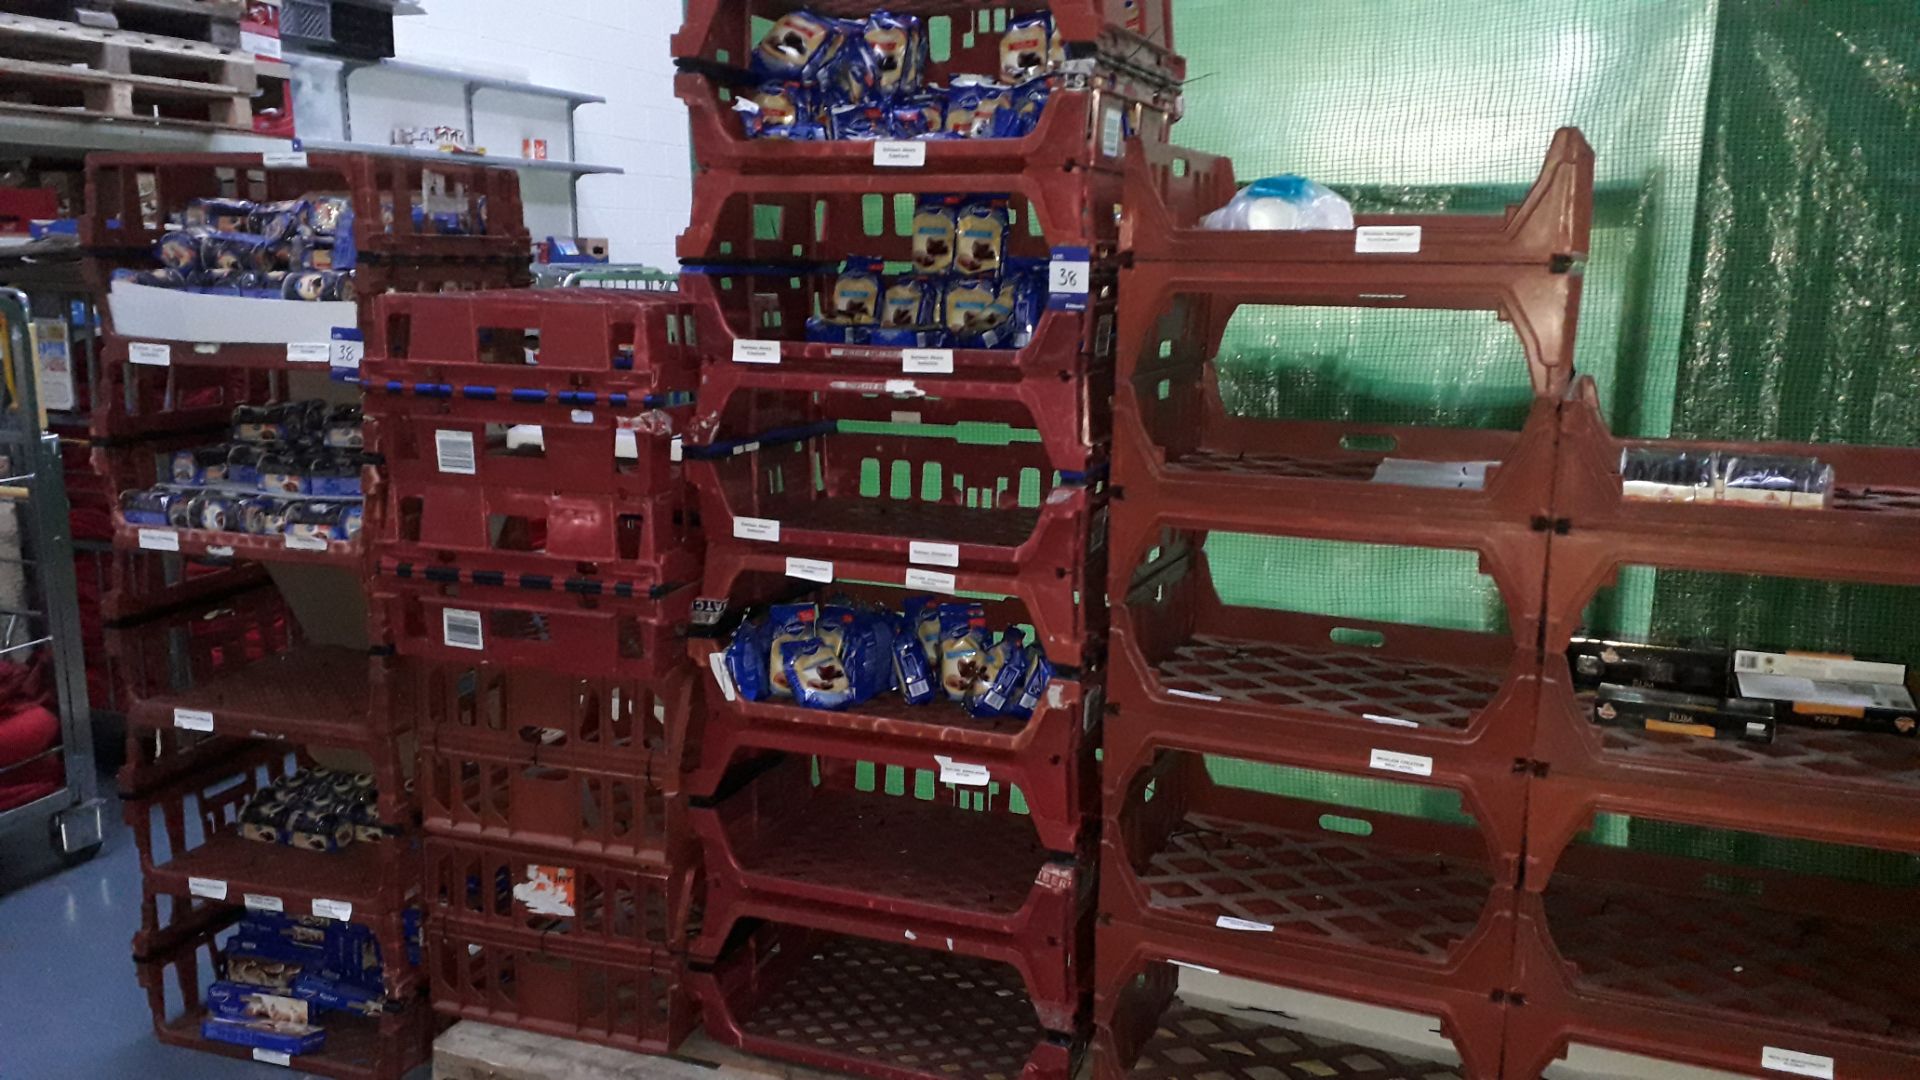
[
  {"x1": 671, "y1": 3, "x2": 1181, "y2": 1079},
  {"x1": 362, "y1": 287, "x2": 704, "y2": 1055},
  {"x1": 84, "y1": 150, "x2": 532, "y2": 1080},
  {"x1": 1093, "y1": 133, "x2": 1596, "y2": 1080}
]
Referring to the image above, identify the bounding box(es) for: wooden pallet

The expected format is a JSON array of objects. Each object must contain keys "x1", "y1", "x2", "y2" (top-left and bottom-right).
[
  {"x1": 0, "y1": 10, "x2": 254, "y2": 129},
  {"x1": 433, "y1": 1024, "x2": 847, "y2": 1080},
  {"x1": 0, "y1": 1, "x2": 243, "y2": 48}
]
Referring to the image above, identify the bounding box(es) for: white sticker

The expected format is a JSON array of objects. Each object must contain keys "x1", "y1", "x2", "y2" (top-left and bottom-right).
[
  {"x1": 283, "y1": 532, "x2": 328, "y2": 552},
  {"x1": 312, "y1": 898, "x2": 353, "y2": 921},
  {"x1": 570, "y1": 409, "x2": 594, "y2": 424},
  {"x1": 188, "y1": 877, "x2": 228, "y2": 901},
  {"x1": 172, "y1": 708, "x2": 215, "y2": 732},
  {"x1": 883, "y1": 379, "x2": 924, "y2": 397},
  {"x1": 1215, "y1": 916, "x2": 1274, "y2": 933},
  {"x1": 708, "y1": 651, "x2": 738, "y2": 703},
  {"x1": 330, "y1": 337, "x2": 365, "y2": 370},
  {"x1": 435, "y1": 429, "x2": 478, "y2": 475},
  {"x1": 615, "y1": 429, "x2": 638, "y2": 458},
  {"x1": 670, "y1": 436, "x2": 684, "y2": 462},
  {"x1": 873, "y1": 140, "x2": 927, "y2": 167},
  {"x1": 1167, "y1": 688, "x2": 1223, "y2": 702},
  {"x1": 243, "y1": 893, "x2": 283, "y2": 913},
  {"x1": 904, "y1": 568, "x2": 956, "y2": 594},
  {"x1": 732, "y1": 339, "x2": 782, "y2": 364},
  {"x1": 286, "y1": 342, "x2": 332, "y2": 364},
  {"x1": 1354, "y1": 225, "x2": 1424, "y2": 254},
  {"x1": 1101, "y1": 105, "x2": 1125, "y2": 158},
  {"x1": 903, "y1": 929, "x2": 918, "y2": 941},
  {"x1": 934, "y1": 756, "x2": 991, "y2": 786},
  {"x1": 1364, "y1": 713, "x2": 1422, "y2": 729},
  {"x1": 890, "y1": 411, "x2": 922, "y2": 424},
  {"x1": 443, "y1": 608, "x2": 484, "y2": 651},
  {"x1": 902, "y1": 349, "x2": 954, "y2": 374},
  {"x1": 261, "y1": 149, "x2": 309, "y2": 168},
  {"x1": 206, "y1": 545, "x2": 236, "y2": 558},
  {"x1": 240, "y1": 29, "x2": 282, "y2": 58},
  {"x1": 128, "y1": 342, "x2": 171, "y2": 366},
  {"x1": 1169, "y1": 960, "x2": 1220, "y2": 974},
  {"x1": 1369, "y1": 748, "x2": 1434, "y2": 777},
  {"x1": 512, "y1": 866, "x2": 575, "y2": 917},
  {"x1": 909, "y1": 541, "x2": 960, "y2": 568},
  {"x1": 1761, "y1": 1048, "x2": 1834, "y2": 1079},
  {"x1": 734, "y1": 517, "x2": 782, "y2": 543},
  {"x1": 137, "y1": 528, "x2": 180, "y2": 552},
  {"x1": 786, "y1": 557, "x2": 834, "y2": 583},
  {"x1": 253, "y1": 1048, "x2": 292, "y2": 1067},
  {"x1": 1049, "y1": 259, "x2": 1091, "y2": 296}
]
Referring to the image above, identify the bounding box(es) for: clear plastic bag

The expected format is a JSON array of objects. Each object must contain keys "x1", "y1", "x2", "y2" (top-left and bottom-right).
[{"x1": 1200, "y1": 175, "x2": 1355, "y2": 231}]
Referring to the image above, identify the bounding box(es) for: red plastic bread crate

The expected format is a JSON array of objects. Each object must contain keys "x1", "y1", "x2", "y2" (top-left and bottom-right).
[
  {"x1": 419, "y1": 738, "x2": 688, "y2": 863},
  {"x1": 367, "y1": 288, "x2": 698, "y2": 406},
  {"x1": 84, "y1": 151, "x2": 530, "y2": 260},
  {"x1": 429, "y1": 920, "x2": 696, "y2": 1056},
  {"x1": 693, "y1": 921, "x2": 1081, "y2": 1080},
  {"x1": 423, "y1": 833, "x2": 698, "y2": 956},
  {"x1": 123, "y1": 743, "x2": 423, "y2": 999},
  {"x1": 1093, "y1": 930, "x2": 1486, "y2": 1080},
  {"x1": 688, "y1": 634, "x2": 1097, "y2": 852},
  {"x1": 89, "y1": 334, "x2": 274, "y2": 440},
  {"x1": 406, "y1": 657, "x2": 695, "y2": 780},
  {"x1": 138, "y1": 919, "x2": 435, "y2": 1080},
  {"x1": 374, "y1": 563, "x2": 695, "y2": 681},
  {"x1": 692, "y1": 753, "x2": 1093, "y2": 1032}
]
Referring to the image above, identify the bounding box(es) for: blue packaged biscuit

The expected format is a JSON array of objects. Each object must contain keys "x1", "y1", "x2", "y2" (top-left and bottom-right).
[
  {"x1": 1000, "y1": 13, "x2": 1055, "y2": 82},
  {"x1": 902, "y1": 594, "x2": 942, "y2": 666},
  {"x1": 943, "y1": 76, "x2": 1011, "y2": 139},
  {"x1": 937, "y1": 602, "x2": 990, "y2": 701},
  {"x1": 953, "y1": 199, "x2": 1009, "y2": 276},
  {"x1": 827, "y1": 102, "x2": 888, "y2": 140},
  {"x1": 120, "y1": 488, "x2": 176, "y2": 526},
  {"x1": 250, "y1": 199, "x2": 311, "y2": 244},
  {"x1": 725, "y1": 616, "x2": 775, "y2": 701},
  {"x1": 736, "y1": 82, "x2": 828, "y2": 140},
  {"x1": 291, "y1": 971, "x2": 386, "y2": 1017},
  {"x1": 910, "y1": 195, "x2": 961, "y2": 274},
  {"x1": 870, "y1": 276, "x2": 943, "y2": 347},
  {"x1": 889, "y1": 93, "x2": 944, "y2": 139},
  {"x1": 998, "y1": 77, "x2": 1051, "y2": 138},
  {"x1": 1004, "y1": 257, "x2": 1050, "y2": 348},
  {"x1": 206, "y1": 981, "x2": 312, "y2": 1025},
  {"x1": 1010, "y1": 645, "x2": 1054, "y2": 720},
  {"x1": 861, "y1": 12, "x2": 927, "y2": 101},
  {"x1": 766, "y1": 603, "x2": 818, "y2": 699},
  {"x1": 200, "y1": 1015, "x2": 326, "y2": 1056},
  {"x1": 889, "y1": 614, "x2": 937, "y2": 705},
  {"x1": 968, "y1": 628, "x2": 1031, "y2": 718},
  {"x1": 783, "y1": 636, "x2": 856, "y2": 711},
  {"x1": 943, "y1": 277, "x2": 1009, "y2": 347},
  {"x1": 188, "y1": 198, "x2": 255, "y2": 233},
  {"x1": 832, "y1": 608, "x2": 896, "y2": 705},
  {"x1": 751, "y1": 11, "x2": 845, "y2": 82},
  {"x1": 156, "y1": 229, "x2": 205, "y2": 271}
]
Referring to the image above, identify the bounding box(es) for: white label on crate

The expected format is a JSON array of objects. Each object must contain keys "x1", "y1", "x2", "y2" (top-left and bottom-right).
[
  {"x1": 434, "y1": 429, "x2": 478, "y2": 475},
  {"x1": 443, "y1": 608, "x2": 485, "y2": 651},
  {"x1": 903, "y1": 929, "x2": 918, "y2": 941},
  {"x1": 284, "y1": 532, "x2": 328, "y2": 552},
  {"x1": 206, "y1": 546, "x2": 236, "y2": 558},
  {"x1": 890, "y1": 411, "x2": 922, "y2": 425},
  {"x1": 734, "y1": 517, "x2": 782, "y2": 543},
  {"x1": 1167, "y1": 688, "x2": 1223, "y2": 702},
  {"x1": 172, "y1": 708, "x2": 215, "y2": 732},
  {"x1": 909, "y1": 541, "x2": 960, "y2": 568},
  {"x1": 188, "y1": 877, "x2": 228, "y2": 901},
  {"x1": 1364, "y1": 713, "x2": 1422, "y2": 728},
  {"x1": 286, "y1": 342, "x2": 332, "y2": 364},
  {"x1": 1169, "y1": 960, "x2": 1220, "y2": 974},
  {"x1": 732, "y1": 339, "x2": 782, "y2": 364},
  {"x1": 1761, "y1": 1048, "x2": 1835, "y2": 1079},
  {"x1": 261, "y1": 149, "x2": 309, "y2": 168},
  {"x1": 873, "y1": 140, "x2": 927, "y2": 167},
  {"x1": 904, "y1": 568, "x2": 956, "y2": 594},
  {"x1": 883, "y1": 379, "x2": 924, "y2": 397},
  {"x1": 331, "y1": 337, "x2": 365, "y2": 370},
  {"x1": 1369, "y1": 748, "x2": 1434, "y2": 777},
  {"x1": 137, "y1": 528, "x2": 180, "y2": 552},
  {"x1": 901, "y1": 349, "x2": 954, "y2": 374},
  {"x1": 786, "y1": 557, "x2": 834, "y2": 584},
  {"x1": 934, "y1": 756, "x2": 991, "y2": 786},
  {"x1": 614, "y1": 429, "x2": 638, "y2": 459},
  {"x1": 1049, "y1": 259, "x2": 1091, "y2": 296},
  {"x1": 1049, "y1": 683, "x2": 1066, "y2": 710},
  {"x1": 243, "y1": 893, "x2": 283, "y2": 914},
  {"x1": 312, "y1": 898, "x2": 353, "y2": 921},
  {"x1": 570, "y1": 409, "x2": 594, "y2": 424},
  {"x1": 670, "y1": 436, "x2": 684, "y2": 463},
  {"x1": 128, "y1": 342, "x2": 171, "y2": 367},
  {"x1": 240, "y1": 29, "x2": 282, "y2": 59},
  {"x1": 1101, "y1": 105, "x2": 1126, "y2": 158},
  {"x1": 252, "y1": 1048, "x2": 292, "y2": 1067},
  {"x1": 1354, "y1": 225, "x2": 1423, "y2": 254},
  {"x1": 707, "y1": 651, "x2": 738, "y2": 703},
  {"x1": 1215, "y1": 916, "x2": 1274, "y2": 933}
]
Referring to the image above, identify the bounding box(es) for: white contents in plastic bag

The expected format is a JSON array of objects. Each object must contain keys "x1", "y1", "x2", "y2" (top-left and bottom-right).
[{"x1": 1201, "y1": 174, "x2": 1355, "y2": 232}]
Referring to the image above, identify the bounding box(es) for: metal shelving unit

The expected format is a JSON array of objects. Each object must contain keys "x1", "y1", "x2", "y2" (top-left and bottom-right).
[{"x1": 0, "y1": 287, "x2": 103, "y2": 865}]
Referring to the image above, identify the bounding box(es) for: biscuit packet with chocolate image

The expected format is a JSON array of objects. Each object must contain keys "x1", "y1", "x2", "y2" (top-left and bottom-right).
[
  {"x1": 911, "y1": 195, "x2": 962, "y2": 274},
  {"x1": 953, "y1": 198, "x2": 1009, "y2": 276},
  {"x1": 766, "y1": 603, "x2": 819, "y2": 698},
  {"x1": 938, "y1": 602, "x2": 990, "y2": 701}
]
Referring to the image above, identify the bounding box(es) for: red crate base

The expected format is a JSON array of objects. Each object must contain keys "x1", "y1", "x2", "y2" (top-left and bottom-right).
[
  {"x1": 695, "y1": 924, "x2": 1079, "y2": 1080},
  {"x1": 421, "y1": 739, "x2": 686, "y2": 862},
  {"x1": 408, "y1": 658, "x2": 692, "y2": 777},
  {"x1": 424, "y1": 834, "x2": 697, "y2": 957},
  {"x1": 430, "y1": 922, "x2": 695, "y2": 1056}
]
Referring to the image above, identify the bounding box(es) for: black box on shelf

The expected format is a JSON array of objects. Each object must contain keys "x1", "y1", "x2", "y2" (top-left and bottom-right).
[
  {"x1": 1592, "y1": 683, "x2": 1776, "y2": 744},
  {"x1": 1569, "y1": 639, "x2": 1731, "y2": 697}
]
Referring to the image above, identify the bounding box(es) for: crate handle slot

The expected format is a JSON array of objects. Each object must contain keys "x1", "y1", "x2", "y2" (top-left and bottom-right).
[
  {"x1": 1329, "y1": 627, "x2": 1386, "y2": 649},
  {"x1": 1318, "y1": 814, "x2": 1373, "y2": 837},
  {"x1": 1339, "y1": 433, "x2": 1397, "y2": 453}
]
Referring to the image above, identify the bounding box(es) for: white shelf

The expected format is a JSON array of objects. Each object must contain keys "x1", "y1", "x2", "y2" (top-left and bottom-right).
[{"x1": 297, "y1": 138, "x2": 622, "y2": 175}]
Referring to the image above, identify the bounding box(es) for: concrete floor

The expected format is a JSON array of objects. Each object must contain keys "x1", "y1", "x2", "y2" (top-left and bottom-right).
[{"x1": 0, "y1": 783, "x2": 315, "y2": 1080}]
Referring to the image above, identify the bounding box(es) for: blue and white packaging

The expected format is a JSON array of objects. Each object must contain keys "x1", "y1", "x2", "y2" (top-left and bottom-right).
[
  {"x1": 967, "y1": 627, "x2": 1030, "y2": 718},
  {"x1": 725, "y1": 616, "x2": 775, "y2": 702}
]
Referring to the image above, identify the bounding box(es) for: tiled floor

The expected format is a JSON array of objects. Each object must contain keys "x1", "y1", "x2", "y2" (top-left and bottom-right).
[{"x1": 0, "y1": 783, "x2": 324, "y2": 1080}]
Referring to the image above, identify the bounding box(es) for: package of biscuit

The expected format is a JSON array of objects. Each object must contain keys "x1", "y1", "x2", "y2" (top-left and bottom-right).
[
  {"x1": 766, "y1": 604, "x2": 818, "y2": 698},
  {"x1": 953, "y1": 199, "x2": 1009, "y2": 275},
  {"x1": 784, "y1": 636, "x2": 856, "y2": 711},
  {"x1": 735, "y1": 82, "x2": 827, "y2": 140},
  {"x1": 943, "y1": 277, "x2": 1004, "y2": 343},
  {"x1": 1000, "y1": 13, "x2": 1054, "y2": 82},
  {"x1": 911, "y1": 195, "x2": 961, "y2": 274},
  {"x1": 944, "y1": 76, "x2": 1012, "y2": 139},
  {"x1": 861, "y1": 11, "x2": 927, "y2": 100},
  {"x1": 968, "y1": 628, "x2": 1031, "y2": 718},
  {"x1": 751, "y1": 11, "x2": 845, "y2": 82},
  {"x1": 937, "y1": 602, "x2": 990, "y2": 701}
]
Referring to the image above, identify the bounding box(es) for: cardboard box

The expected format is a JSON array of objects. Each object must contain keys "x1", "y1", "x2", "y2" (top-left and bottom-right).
[
  {"x1": 109, "y1": 281, "x2": 356, "y2": 346},
  {"x1": 1734, "y1": 650, "x2": 1918, "y2": 736},
  {"x1": 1592, "y1": 683, "x2": 1776, "y2": 743},
  {"x1": 1569, "y1": 639, "x2": 1730, "y2": 697}
]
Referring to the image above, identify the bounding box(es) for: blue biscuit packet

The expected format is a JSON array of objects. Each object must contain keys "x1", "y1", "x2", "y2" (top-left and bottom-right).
[
  {"x1": 188, "y1": 197, "x2": 255, "y2": 232},
  {"x1": 861, "y1": 11, "x2": 926, "y2": 100},
  {"x1": 937, "y1": 602, "x2": 990, "y2": 701},
  {"x1": 1004, "y1": 258, "x2": 1050, "y2": 348},
  {"x1": 751, "y1": 10, "x2": 846, "y2": 82},
  {"x1": 725, "y1": 615, "x2": 775, "y2": 701},
  {"x1": 953, "y1": 198, "x2": 1009, "y2": 276},
  {"x1": 206, "y1": 981, "x2": 311, "y2": 1024},
  {"x1": 783, "y1": 636, "x2": 857, "y2": 711},
  {"x1": 291, "y1": 970, "x2": 386, "y2": 1017},
  {"x1": 827, "y1": 102, "x2": 888, "y2": 140},
  {"x1": 766, "y1": 603, "x2": 818, "y2": 698},
  {"x1": 889, "y1": 93, "x2": 944, "y2": 139},
  {"x1": 156, "y1": 228, "x2": 206, "y2": 271},
  {"x1": 889, "y1": 613, "x2": 937, "y2": 704},
  {"x1": 942, "y1": 76, "x2": 1011, "y2": 139},
  {"x1": 999, "y1": 13, "x2": 1056, "y2": 82},
  {"x1": 200, "y1": 1014, "x2": 326, "y2": 1056},
  {"x1": 736, "y1": 82, "x2": 827, "y2": 140},
  {"x1": 968, "y1": 627, "x2": 1030, "y2": 718},
  {"x1": 998, "y1": 77, "x2": 1051, "y2": 138},
  {"x1": 902, "y1": 594, "x2": 941, "y2": 665},
  {"x1": 1010, "y1": 645, "x2": 1054, "y2": 720}
]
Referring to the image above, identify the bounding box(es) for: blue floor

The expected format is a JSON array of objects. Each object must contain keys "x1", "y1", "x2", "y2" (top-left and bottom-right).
[{"x1": 0, "y1": 782, "x2": 322, "y2": 1080}]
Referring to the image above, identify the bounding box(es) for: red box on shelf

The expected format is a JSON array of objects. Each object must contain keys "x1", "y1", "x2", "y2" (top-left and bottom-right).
[
  {"x1": 429, "y1": 920, "x2": 696, "y2": 1057},
  {"x1": 373, "y1": 564, "x2": 695, "y2": 681},
  {"x1": 423, "y1": 833, "x2": 698, "y2": 957},
  {"x1": 687, "y1": 635, "x2": 1097, "y2": 852},
  {"x1": 692, "y1": 921, "x2": 1081, "y2": 1080},
  {"x1": 84, "y1": 151, "x2": 530, "y2": 261},
  {"x1": 691, "y1": 753, "x2": 1094, "y2": 1032},
  {"x1": 1094, "y1": 929, "x2": 1491, "y2": 1080},
  {"x1": 419, "y1": 737, "x2": 688, "y2": 863},
  {"x1": 1508, "y1": 791, "x2": 1920, "y2": 1080},
  {"x1": 366, "y1": 288, "x2": 698, "y2": 407}
]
